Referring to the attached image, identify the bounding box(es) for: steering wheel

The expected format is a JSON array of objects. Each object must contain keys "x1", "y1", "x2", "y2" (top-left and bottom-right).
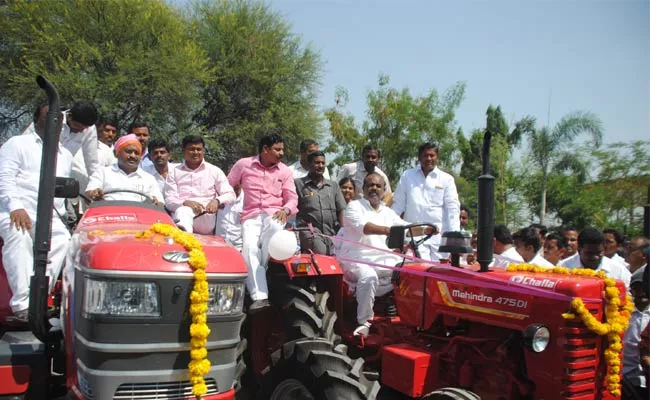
[
  {"x1": 99, "y1": 189, "x2": 155, "y2": 204},
  {"x1": 386, "y1": 223, "x2": 438, "y2": 253},
  {"x1": 405, "y1": 223, "x2": 438, "y2": 247}
]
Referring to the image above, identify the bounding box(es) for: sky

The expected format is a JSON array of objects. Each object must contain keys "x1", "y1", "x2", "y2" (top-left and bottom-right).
[{"x1": 265, "y1": 0, "x2": 649, "y2": 145}]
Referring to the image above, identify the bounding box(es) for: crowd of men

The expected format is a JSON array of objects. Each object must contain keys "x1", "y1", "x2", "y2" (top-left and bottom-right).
[{"x1": 0, "y1": 101, "x2": 648, "y2": 398}]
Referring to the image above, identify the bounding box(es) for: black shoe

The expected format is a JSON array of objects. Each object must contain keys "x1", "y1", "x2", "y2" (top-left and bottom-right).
[{"x1": 248, "y1": 299, "x2": 270, "y2": 314}]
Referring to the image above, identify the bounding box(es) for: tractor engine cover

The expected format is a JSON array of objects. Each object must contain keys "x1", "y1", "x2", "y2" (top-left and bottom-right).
[{"x1": 381, "y1": 343, "x2": 439, "y2": 397}]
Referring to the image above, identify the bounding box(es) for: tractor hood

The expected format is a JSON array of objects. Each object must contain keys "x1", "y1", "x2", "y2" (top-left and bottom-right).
[{"x1": 72, "y1": 203, "x2": 247, "y2": 275}]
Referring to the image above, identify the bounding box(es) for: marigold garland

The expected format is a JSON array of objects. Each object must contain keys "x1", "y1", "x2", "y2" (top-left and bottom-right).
[
  {"x1": 506, "y1": 263, "x2": 634, "y2": 397},
  {"x1": 136, "y1": 223, "x2": 211, "y2": 399}
]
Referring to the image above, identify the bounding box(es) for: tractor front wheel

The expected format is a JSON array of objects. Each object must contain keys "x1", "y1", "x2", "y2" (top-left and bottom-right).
[{"x1": 423, "y1": 387, "x2": 481, "y2": 400}]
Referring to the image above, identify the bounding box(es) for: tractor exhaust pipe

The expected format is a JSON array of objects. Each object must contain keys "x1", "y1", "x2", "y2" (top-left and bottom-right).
[
  {"x1": 29, "y1": 76, "x2": 62, "y2": 342},
  {"x1": 476, "y1": 130, "x2": 495, "y2": 272},
  {"x1": 644, "y1": 185, "x2": 649, "y2": 238}
]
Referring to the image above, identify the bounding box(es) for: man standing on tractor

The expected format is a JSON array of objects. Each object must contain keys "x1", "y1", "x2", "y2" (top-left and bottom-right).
[
  {"x1": 337, "y1": 144, "x2": 392, "y2": 200},
  {"x1": 559, "y1": 227, "x2": 631, "y2": 286},
  {"x1": 337, "y1": 172, "x2": 434, "y2": 336},
  {"x1": 391, "y1": 142, "x2": 460, "y2": 261},
  {"x1": 295, "y1": 150, "x2": 346, "y2": 255},
  {"x1": 143, "y1": 138, "x2": 178, "y2": 193},
  {"x1": 85, "y1": 134, "x2": 163, "y2": 204},
  {"x1": 289, "y1": 138, "x2": 331, "y2": 180},
  {"x1": 128, "y1": 121, "x2": 153, "y2": 171},
  {"x1": 228, "y1": 133, "x2": 298, "y2": 312},
  {"x1": 165, "y1": 135, "x2": 235, "y2": 234},
  {"x1": 0, "y1": 102, "x2": 74, "y2": 322}
]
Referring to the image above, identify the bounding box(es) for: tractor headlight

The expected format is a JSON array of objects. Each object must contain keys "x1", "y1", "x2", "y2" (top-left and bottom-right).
[
  {"x1": 83, "y1": 278, "x2": 160, "y2": 317},
  {"x1": 207, "y1": 283, "x2": 245, "y2": 315},
  {"x1": 524, "y1": 324, "x2": 550, "y2": 352}
]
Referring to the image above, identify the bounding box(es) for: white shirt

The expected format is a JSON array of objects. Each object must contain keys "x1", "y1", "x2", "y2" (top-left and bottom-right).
[
  {"x1": 391, "y1": 166, "x2": 460, "y2": 236},
  {"x1": 493, "y1": 246, "x2": 525, "y2": 268},
  {"x1": 0, "y1": 130, "x2": 73, "y2": 217},
  {"x1": 337, "y1": 161, "x2": 392, "y2": 198},
  {"x1": 215, "y1": 191, "x2": 244, "y2": 249},
  {"x1": 86, "y1": 165, "x2": 163, "y2": 203},
  {"x1": 529, "y1": 253, "x2": 555, "y2": 268},
  {"x1": 559, "y1": 252, "x2": 631, "y2": 287},
  {"x1": 608, "y1": 253, "x2": 630, "y2": 270},
  {"x1": 58, "y1": 112, "x2": 100, "y2": 178},
  {"x1": 337, "y1": 198, "x2": 406, "y2": 267},
  {"x1": 622, "y1": 305, "x2": 650, "y2": 388},
  {"x1": 142, "y1": 162, "x2": 180, "y2": 193},
  {"x1": 71, "y1": 141, "x2": 117, "y2": 192},
  {"x1": 289, "y1": 160, "x2": 330, "y2": 180}
]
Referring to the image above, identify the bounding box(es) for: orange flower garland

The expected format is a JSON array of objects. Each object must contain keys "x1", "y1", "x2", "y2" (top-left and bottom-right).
[
  {"x1": 506, "y1": 264, "x2": 633, "y2": 397},
  {"x1": 136, "y1": 223, "x2": 211, "y2": 399}
]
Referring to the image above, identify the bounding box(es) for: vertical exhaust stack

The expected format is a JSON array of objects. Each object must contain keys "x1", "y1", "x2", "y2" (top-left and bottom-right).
[
  {"x1": 644, "y1": 185, "x2": 649, "y2": 239},
  {"x1": 476, "y1": 131, "x2": 495, "y2": 272},
  {"x1": 29, "y1": 76, "x2": 62, "y2": 341}
]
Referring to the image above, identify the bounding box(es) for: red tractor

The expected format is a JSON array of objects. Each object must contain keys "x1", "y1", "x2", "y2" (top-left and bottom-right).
[
  {"x1": 0, "y1": 77, "x2": 246, "y2": 399},
  {"x1": 242, "y1": 132, "x2": 630, "y2": 400}
]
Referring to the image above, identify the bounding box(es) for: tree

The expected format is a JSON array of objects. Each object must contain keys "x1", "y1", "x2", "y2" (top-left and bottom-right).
[
  {"x1": 326, "y1": 74, "x2": 466, "y2": 186},
  {"x1": 190, "y1": 0, "x2": 323, "y2": 168},
  {"x1": 0, "y1": 0, "x2": 211, "y2": 139},
  {"x1": 523, "y1": 111, "x2": 603, "y2": 224}
]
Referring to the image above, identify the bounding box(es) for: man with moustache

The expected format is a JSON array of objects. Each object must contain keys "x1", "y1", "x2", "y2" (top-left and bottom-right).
[
  {"x1": 337, "y1": 173, "x2": 435, "y2": 336},
  {"x1": 295, "y1": 151, "x2": 346, "y2": 255},
  {"x1": 337, "y1": 144, "x2": 392, "y2": 199},
  {"x1": 543, "y1": 232, "x2": 569, "y2": 266},
  {"x1": 0, "y1": 102, "x2": 74, "y2": 322},
  {"x1": 96, "y1": 117, "x2": 118, "y2": 167},
  {"x1": 228, "y1": 133, "x2": 298, "y2": 312},
  {"x1": 127, "y1": 121, "x2": 153, "y2": 171},
  {"x1": 561, "y1": 227, "x2": 579, "y2": 258},
  {"x1": 143, "y1": 138, "x2": 179, "y2": 193},
  {"x1": 86, "y1": 134, "x2": 162, "y2": 204},
  {"x1": 165, "y1": 135, "x2": 235, "y2": 234},
  {"x1": 391, "y1": 142, "x2": 460, "y2": 261}
]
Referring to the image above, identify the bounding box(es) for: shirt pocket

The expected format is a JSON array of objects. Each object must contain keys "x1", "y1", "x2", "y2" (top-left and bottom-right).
[
  {"x1": 424, "y1": 183, "x2": 444, "y2": 207},
  {"x1": 269, "y1": 178, "x2": 283, "y2": 197}
]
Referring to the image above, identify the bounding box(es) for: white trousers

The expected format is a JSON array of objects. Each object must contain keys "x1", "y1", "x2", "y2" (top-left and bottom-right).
[
  {"x1": 0, "y1": 213, "x2": 70, "y2": 313},
  {"x1": 241, "y1": 214, "x2": 284, "y2": 301},
  {"x1": 174, "y1": 206, "x2": 216, "y2": 235},
  {"x1": 342, "y1": 261, "x2": 394, "y2": 324}
]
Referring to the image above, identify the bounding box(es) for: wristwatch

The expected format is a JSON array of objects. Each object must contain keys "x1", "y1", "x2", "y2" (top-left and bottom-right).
[{"x1": 284, "y1": 207, "x2": 291, "y2": 216}]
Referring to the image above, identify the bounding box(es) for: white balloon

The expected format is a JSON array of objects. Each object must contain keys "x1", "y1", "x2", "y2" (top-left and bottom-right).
[{"x1": 268, "y1": 230, "x2": 297, "y2": 261}]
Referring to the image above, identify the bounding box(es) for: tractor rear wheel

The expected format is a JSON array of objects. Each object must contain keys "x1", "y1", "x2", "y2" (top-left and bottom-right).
[
  {"x1": 257, "y1": 338, "x2": 380, "y2": 400},
  {"x1": 423, "y1": 387, "x2": 481, "y2": 400}
]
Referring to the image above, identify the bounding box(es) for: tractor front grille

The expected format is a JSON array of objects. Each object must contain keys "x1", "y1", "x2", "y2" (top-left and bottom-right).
[
  {"x1": 113, "y1": 378, "x2": 218, "y2": 399},
  {"x1": 562, "y1": 304, "x2": 600, "y2": 399}
]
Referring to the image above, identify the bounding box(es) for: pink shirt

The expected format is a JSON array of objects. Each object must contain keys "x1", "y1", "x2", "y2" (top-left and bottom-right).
[
  {"x1": 227, "y1": 156, "x2": 298, "y2": 222},
  {"x1": 164, "y1": 160, "x2": 236, "y2": 212}
]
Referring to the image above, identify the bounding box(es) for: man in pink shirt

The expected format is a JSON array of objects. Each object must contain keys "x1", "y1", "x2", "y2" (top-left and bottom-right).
[
  {"x1": 228, "y1": 134, "x2": 298, "y2": 311},
  {"x1": 165, "y1": 135, "x2": 236, "y2": 234}
]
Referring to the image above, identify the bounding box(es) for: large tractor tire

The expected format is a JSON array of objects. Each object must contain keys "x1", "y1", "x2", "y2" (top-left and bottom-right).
[
  {"x1": 270, "y1": 280, "x2": 340, "y2": 344},
  {"x1": 423, "y1": 388, "x2": 481, "y2": 400},
  {"x1": 257, "y1": 338, "x2": 380, "y2": 400}
]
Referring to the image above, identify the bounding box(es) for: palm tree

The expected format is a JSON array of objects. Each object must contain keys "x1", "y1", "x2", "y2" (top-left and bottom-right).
[{"x1": 526, "y1": 111, "x2": 603, "y2": 224}]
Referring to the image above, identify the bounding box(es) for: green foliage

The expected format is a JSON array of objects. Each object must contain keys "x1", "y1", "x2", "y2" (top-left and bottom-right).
[
  {"x1": 190, "y1": 0, "x2": 323, "y2": 168},
  {"x1": 326, "y1": 74, "x2": 466, "y2": 186},
  {"x1": 0, "y1": 0, "x2": 211, "y2": 140}
]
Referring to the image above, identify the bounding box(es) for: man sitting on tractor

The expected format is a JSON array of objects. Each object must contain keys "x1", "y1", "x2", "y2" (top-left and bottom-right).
[
  {"x1": 85, "y1": 134, "x2": 163, "y2": 204},
  {"x1": 0, "y1": 102, "x2": 74, "y2": 322},
  {"x1": 337, "y1": 172, "x2": 434, "y2": 337},
  {"x1": 164, "y1": 135, "x2": 235, "y2": 234},
  {"x1": 295, "y1": 150, "x2": 346, "y2": 255}
]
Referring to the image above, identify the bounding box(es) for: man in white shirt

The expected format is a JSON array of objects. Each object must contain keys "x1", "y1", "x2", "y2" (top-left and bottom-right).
[
  {"x1": 85, "y1": 134, "x2": 162, "y2": 204},
  {"x1": 603, "y1": 228, "x2": 630, "y2": 270},
  {"x1": 128, "y1": 121, "x2": 154, "y2": 171},
  {"x1": 215, "y1": 187, "x2": 244, "y2": 251},
  {"x1": 96, "y1": 118, "x2": 118, "y2": 167},
  {"x1": 142, "y1": 138, "x2": 179, "y2": 193},
  {"x1": 337, "y1": 173, "x2": 433, "y2": 336},
  {"x1": 513, "y1": 227, "x2": 554, "y2": 268},
  {"x1": 391, "y1": 142, "x2": 460, "y2": 261},
  {"x1": 543, "y1": 232, "x2": 568, "y2": 266},
  {"x1": 337, "y1": 144, "x2": 391, "y2": 199},
  {"x1": 0, "y1": 103, "x2": 74, "y2": 322},
  {"x1": 288, "y1": 139, "x2": 331, "y2": 180},
  {"x1": 165, "y1": 135, "x2": 236, "y2": 234},
  {"x1": 559, "y1": 227, "x2": 631, "y2": 287},
  {"x1": 492, "y1": 224, "x2": 525, "y2": 268},
  {"x1": 622, "y1": 268, "x2": 649, "y2": 397}
]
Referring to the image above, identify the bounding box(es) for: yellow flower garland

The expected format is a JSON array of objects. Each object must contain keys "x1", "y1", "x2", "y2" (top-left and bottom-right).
[
  {"x1": 506, "y1": 264, "x2": 634, "y2": 397},
  {"x1": 136, "y1": 223, "x2": 211, "y2": 399}
]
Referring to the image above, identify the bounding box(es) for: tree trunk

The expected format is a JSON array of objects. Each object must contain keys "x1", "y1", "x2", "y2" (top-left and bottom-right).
[{"x1": 540, "y1": 178, "x2": 547, "y2": 224}]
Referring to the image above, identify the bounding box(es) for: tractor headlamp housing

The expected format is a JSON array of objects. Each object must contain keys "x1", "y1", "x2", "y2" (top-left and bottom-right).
[
  {"x1": 206, "y1": 283, "x2": 245, "y2": 315},
  {"x1": 523, "y1": 324, "x2": 550, "y2": 352},
  {"x1": 83, "y1": 278, "x2": 160, "y2": 318}
]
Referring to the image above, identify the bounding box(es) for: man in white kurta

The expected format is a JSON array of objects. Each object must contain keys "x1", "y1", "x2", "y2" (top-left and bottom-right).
[
  {"x1": 337, "y1": 173, "x2": 408, "y2": 336},
  {"x1": 0, "y1": 105, "x2": 73, "y2": 320},
  {"x1": 85, "y1": 134, "x2": 163, "y2": 203},
  {"x1": 559, "y1": 227, "x2": 631, "y2": 287},
  {"x1": 391, "y1": 142, "x2": 460, "y2": 261}
]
